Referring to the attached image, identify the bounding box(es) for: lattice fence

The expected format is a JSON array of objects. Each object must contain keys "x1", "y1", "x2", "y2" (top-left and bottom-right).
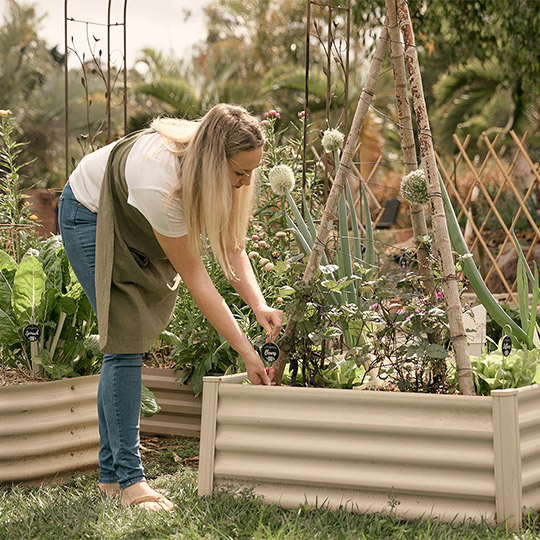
[{"x1": 436, "y1": 131, "x2": 539, "y2": 304}]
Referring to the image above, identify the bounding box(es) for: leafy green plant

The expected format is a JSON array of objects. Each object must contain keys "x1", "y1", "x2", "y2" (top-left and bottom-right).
[
  {"x1": 470, "y1": 342, "x2": 540, "y2": 396},
  {"x1": 161, "y1": 228, "x2": 290, "y2": 395},
  {"x1": 0, "y1": 236, "x2": 102, "y2": 379},
  {"x1": 141, "y1": 384, "x2": 161, "y2": 417},
  {"x1": 278, "y1": 255, "x2": 453, "y2": 393}
]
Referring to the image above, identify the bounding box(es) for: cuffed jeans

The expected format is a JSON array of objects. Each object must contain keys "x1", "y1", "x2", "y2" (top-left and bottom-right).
[{"x1": 58, "y1": 182, "x2": 145, "y2": 489}]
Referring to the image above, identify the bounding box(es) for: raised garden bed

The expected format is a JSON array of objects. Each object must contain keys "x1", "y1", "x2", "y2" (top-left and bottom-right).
[
  {"x1": 141, "y1": 367, "x2": 202, "y2": 438},
  {"x1": 0, "y1": 374, "x2": 99, "y2": 485},
  {"x1": 198, "y1": 373, "x2": 540, "y2": 531}
]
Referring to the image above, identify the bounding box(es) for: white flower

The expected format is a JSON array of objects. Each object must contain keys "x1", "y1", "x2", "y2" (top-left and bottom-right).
[
  {"x1": 321, "y1": 128, "x2": 345, "y2": 152},
  {"x1": 401, "y1": 169, "x2": 429, "y2": 205},
  {"x1": 268, "y1": 164, "x2": 295, "y2": 195}
]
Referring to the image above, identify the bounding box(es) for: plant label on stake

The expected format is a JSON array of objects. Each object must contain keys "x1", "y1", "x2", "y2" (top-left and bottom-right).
[
  {"x1": 23, "y1": 323, "x2": 41, "y2": 342},
  {"x1": 261, "y1": 341, "x2": 280, "y2": 364},
  {"x1": 501, "y1": 326, "x2": 512, "y2": 390},
  {"x1": 501, "y1": 331, "x2": 512, "y2": 358}
]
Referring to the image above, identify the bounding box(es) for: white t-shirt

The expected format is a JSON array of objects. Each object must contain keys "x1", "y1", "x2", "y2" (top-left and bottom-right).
[{"x1": 68, "y1": 132, "x2": 188, "y2": 237}]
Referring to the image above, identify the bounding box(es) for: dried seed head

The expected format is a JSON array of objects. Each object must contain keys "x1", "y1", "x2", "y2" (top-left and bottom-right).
[
  {"x1": 268, "y1": 164, "x2": 295, "y2": 195},
  {"x1": 401, "y1": 169, "x2": 429, "y2": 205},
  {"x1": 321, "y1": 128, "x2": 345, "y2": 152}
]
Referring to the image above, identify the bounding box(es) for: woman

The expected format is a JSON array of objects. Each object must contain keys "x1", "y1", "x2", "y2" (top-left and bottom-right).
[{"x1": 59, "y1": 104, "x2": 283, "y2": 511}]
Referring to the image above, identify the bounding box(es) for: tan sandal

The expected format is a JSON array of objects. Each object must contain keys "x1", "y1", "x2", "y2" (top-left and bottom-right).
[
  {"x1": 129, "y1": 494, "x2": 172, "y2": 510},
  {"x1": 128, "y1": 494, "x2": 174, "y2": 512}
]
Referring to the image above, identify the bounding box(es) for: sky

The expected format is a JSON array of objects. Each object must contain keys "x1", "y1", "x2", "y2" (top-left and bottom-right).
[{"x1": 1, "y1": 0, "x2": 213, "y2": 67}]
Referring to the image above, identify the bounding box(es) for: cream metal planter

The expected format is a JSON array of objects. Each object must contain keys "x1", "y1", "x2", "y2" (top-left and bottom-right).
[
  {"x1": 140, "y1": 367, "x2": 202, "y2": 438},
  {"x1": 198, "y1": 373, "x2": 540, "y2": 531},
  {"x1": 0, "y1": 375, "x2": 100, "y2": 485}
]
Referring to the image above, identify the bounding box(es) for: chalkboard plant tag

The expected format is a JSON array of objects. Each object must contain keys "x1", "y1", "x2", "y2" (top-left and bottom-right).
[
  {"x1": 261, "y1": 342, "x2": 280, "y2": 364},
  {"x1": 501, "y1": 335, "x2": 512, "y2": 357},
  {"x1": 23, "y1": 324, "x2": 41, "y2": 343}
]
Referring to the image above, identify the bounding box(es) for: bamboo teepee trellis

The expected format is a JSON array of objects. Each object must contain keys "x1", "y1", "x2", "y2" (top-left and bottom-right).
[{"x1": 273, "y1": 0, "x2": 474, "y2": 395}]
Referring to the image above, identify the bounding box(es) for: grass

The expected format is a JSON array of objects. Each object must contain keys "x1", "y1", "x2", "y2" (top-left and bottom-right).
[{"x1": 1, "y1": 437, "x2": 540, "y2": 540}]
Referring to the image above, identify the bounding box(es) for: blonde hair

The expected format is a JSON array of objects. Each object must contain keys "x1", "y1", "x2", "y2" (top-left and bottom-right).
[{"x1": 151, "y1": 104, "x2": 264, "y2": 280}]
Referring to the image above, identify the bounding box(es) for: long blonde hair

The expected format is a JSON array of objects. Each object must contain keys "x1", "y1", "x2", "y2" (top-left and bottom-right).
[{"x1": 151, "y1": 104, "x2": 264, "y2": 280}]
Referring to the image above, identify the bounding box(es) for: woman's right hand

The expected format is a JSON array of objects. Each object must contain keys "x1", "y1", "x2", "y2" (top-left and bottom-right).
[{"x1": 242, "y1": 350, "x2": 273, "y2": 386}]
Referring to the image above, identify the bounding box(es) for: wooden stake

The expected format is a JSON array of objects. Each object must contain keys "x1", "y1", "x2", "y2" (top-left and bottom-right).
[
  {"x1": 385, "y1": 0, "x2": 435, "y2": 298},
  {"x1": 396, "y1": 0, "x2": 474, "y2": 395}
]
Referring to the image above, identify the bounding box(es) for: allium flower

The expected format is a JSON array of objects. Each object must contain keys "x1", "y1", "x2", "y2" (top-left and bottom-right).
[
  {"x1": 321, "y1": 128, "x2": 345, "y2": 152},
  {"x1": 401, "y1": 169, "x2": 429, "y2": 205},
  {"x1": 263, "y1": 262, "x2": 274, "y2": 272},
  {"x1": 260, "y1": 120, "x2": 270, "y2": 126},
  {"x1": 268, "y1": 164, "x2": 295, "y2": 195},
  {"x1": 267, "y1": 109, "x2": 280, "y2": 118},
  {"x1": 298, "y1": 110, "x2": 305, "y2": 118}
]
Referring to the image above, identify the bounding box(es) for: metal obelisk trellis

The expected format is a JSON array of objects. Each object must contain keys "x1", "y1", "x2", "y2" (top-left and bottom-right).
[
  {"x1": 303, "y1": 0, "x2": 351, "y2": 196},
  {"x1": 64, "y1": 0, "x2": 129, "y2": 183}
]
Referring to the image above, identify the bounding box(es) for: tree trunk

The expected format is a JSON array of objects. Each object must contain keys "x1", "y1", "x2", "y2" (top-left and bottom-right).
[
  {"x1": 273, "y1": 26, "x2": 389, "y2": 384},
  {"x1": 396, "y1": 0, "x2": 475, "y2": 395},
  {"x1": 385, "y1": 0, "x2": 435, "y2": 299}
]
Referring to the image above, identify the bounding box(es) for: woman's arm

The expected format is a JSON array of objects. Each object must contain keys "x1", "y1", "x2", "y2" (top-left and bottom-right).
[
  {"x1": 227, "y1": 248, "x2": 283, "y2": 341},
  {"x1": 153, "y1": 230, "x2": 271, "y2": 385}
]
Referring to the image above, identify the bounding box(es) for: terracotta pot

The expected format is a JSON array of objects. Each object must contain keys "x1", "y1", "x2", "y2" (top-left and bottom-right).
[
  {"x1": 198, "y1": 373, "x2": 540, "y2": 532},
  {"x1": 394, "y1": 227, "x2": 414, "y2": 243},
  {"x1": 0, "y1": 375, "x2": 99, "y2": 485},
  {"x1": 141, "y1": 367, "x2": 202, "y2": 438}
]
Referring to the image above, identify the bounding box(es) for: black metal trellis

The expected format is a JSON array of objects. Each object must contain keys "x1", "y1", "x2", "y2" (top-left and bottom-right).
[
  {"x1": 64, "y1": 0, "x2": 129, "y2": 184},
  {"x1": 303, "y1": 0, "x2": 351, "y2": 196}
]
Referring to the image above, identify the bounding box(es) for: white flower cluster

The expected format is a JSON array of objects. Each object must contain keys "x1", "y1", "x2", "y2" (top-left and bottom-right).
[
  {"x1": 321, "y1": 128, "x2": 345, "y2": 152},
  {"x1": 268, "y1": 164, "x2": 295, "y2": 195},
  {"x1": 401, "y1": 169, "x2": 429, "y2": 205}
]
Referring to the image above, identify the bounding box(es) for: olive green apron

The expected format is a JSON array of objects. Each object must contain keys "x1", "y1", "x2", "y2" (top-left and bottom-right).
[{"x1": 95, "y1": 130, "x2": 179, "y2": 353}]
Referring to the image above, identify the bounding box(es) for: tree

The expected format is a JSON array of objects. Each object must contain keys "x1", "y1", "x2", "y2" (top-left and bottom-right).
[
  {"x1": 352, "y1": 0, "x2": 539, "y2": 105},
  {"x1": 0, "y1": 0, "x2": 65, "y2": 186},
  {"x1": 433, "y1": 57, "x2": 539, "y2": 158}
]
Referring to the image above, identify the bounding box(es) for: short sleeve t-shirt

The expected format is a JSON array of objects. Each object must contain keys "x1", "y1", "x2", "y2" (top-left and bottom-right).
[{"x1": 68, "y1": 132, "x2": 187, "y2": 237}]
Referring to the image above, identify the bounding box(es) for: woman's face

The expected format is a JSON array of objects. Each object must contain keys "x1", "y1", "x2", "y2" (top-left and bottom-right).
[{"x1": 228, "y1": 146, "x2": 263, "y2": 190}]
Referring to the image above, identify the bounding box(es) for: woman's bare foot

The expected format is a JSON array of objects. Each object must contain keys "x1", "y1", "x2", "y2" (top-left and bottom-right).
[
  {"x1": 99, "y1": 482, "x2": 120, "y2": 497},
  {"x1": 120, "y1": 481, "x2": 174, "y2": 512}
]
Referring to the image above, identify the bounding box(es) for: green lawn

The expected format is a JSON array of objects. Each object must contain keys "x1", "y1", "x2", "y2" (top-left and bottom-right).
[{"x1": 1, "y1": 437, "x2": 539, "y2": 539}]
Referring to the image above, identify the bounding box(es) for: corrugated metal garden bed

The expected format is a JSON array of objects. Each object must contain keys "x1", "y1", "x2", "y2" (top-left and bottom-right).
[{"x1": 198, "y1": 373, "x2": 540, "y2": 532}]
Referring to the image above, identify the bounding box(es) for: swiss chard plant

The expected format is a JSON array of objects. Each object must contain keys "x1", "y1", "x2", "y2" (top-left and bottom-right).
[{"x1": 0, "y1": 236, "x2": 102, "y2": 379}]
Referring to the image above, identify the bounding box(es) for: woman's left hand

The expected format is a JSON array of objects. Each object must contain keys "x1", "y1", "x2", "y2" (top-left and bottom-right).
[{"x1": 254, "y1": 305, "x2": 283, "y2": 342}]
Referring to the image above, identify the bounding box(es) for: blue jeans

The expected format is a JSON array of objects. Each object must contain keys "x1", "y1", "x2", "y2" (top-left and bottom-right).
[{"x1": 58, "y1": 182, "x2": 145, "y2": 489}]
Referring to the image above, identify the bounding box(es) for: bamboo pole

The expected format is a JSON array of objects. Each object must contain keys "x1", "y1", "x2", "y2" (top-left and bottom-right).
[
  {"x1": 396, "y1": 0, "x2": 474, "y2": 395},
  {"x1": 273, "y1": 25, "x2": 390, "y2": 384},
  {"x1": 385, "y1": 0, "x2": 435, "y2": 298}
]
